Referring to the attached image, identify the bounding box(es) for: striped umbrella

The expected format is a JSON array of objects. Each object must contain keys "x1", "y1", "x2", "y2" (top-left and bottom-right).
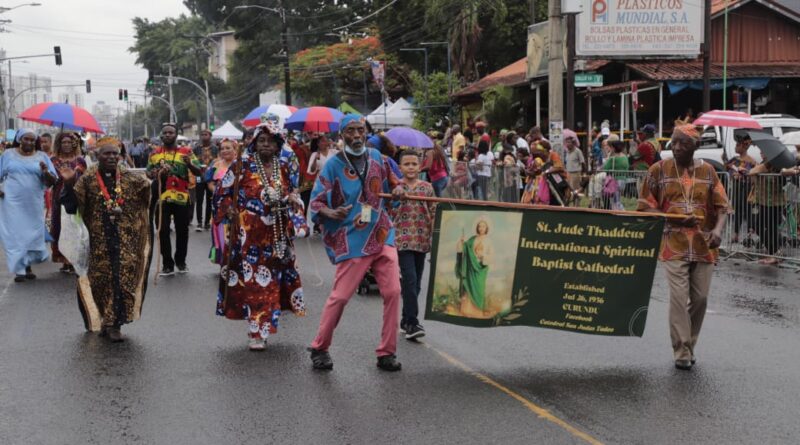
[
  {"x1": 242, "y1": 104, "x2": 298, "y2": 128},
  {"x1": 693, "y1": 110, "x2": 762, "y2": 129},
  {"x1": 284, "y1": 107, "x2": 344, "y2": 133},
  {"x1": 18, "y1": 102, "x2": 104, "y2": 133}
]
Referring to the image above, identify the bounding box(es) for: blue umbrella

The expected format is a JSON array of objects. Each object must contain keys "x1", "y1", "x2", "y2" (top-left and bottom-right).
[{"x1": 284, "y1": 107, "x2": 344, "y2": 133}]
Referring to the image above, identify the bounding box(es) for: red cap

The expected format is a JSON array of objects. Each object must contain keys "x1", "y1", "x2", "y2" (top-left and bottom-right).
[{"x1": 480, "y1": 133, "x2": 491, "y2": 142}]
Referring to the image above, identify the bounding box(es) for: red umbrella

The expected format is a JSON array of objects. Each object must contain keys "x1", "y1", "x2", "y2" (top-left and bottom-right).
[
  {"x1": 18, "y1": 102, "x2": 105, "y2": 133},
  {"x1": 693, "y1": 110, "x2": 762, "y2": 129}
]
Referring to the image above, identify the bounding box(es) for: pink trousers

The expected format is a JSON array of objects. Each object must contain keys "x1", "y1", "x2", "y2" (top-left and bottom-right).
[{"x1": 311, "y1": 245, "x2": 401, "y2": 357}]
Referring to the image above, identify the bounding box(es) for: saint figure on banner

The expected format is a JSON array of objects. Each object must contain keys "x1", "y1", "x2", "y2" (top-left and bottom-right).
[{"x1": 456, "y1": 219, "x2": 495, "y2": 318}]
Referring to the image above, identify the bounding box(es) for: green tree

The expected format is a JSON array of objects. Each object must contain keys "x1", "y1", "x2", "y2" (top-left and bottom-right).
[
  {"x1": 129, "y1": 15, "x2": 218, "y2": 126},
  {"x1": 409, "y1": 71, "x2": 456, "y2": 131},
  {"x1": 481, "y1": 85, "x2": 518, "y2": 130}
]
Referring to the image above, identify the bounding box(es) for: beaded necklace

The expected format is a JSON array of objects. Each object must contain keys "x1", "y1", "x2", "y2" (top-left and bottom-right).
[
  {"x1": 253, "y1": 153, "x2": 287, "y2": 259},
  {"x1": 95, "y1": 169, "x2": 124, "y2": 222}
]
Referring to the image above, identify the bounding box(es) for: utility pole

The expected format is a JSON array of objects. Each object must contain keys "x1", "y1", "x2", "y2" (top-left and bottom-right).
[
  {"x1": 167, "y1": 63, "x2": 176, "y2": 123},
  {"x1": 548, "y1": 0, "x2": 565, "y2": 159},
  {"x1": 7, "y1": 60, "x2": 13, "y2": 130},
  {"x1": 278, "y1": 0, "x2": 292, "y2": 106},
  {"x1": 530, "y1": 0, "x2": 537, "y2": 23},
  {"x1": 204, "y1": 78, "x2": 211, "y2": 130},
  {"x1": 702, "y1": 0, "x2": 711, "y2": 111},
  {"x1": 143, "y1": 87, "x2": 148, "y2": 138},
  {"x1": 128, "y1": 99, "x2": 133, "y2": 141},
  {"x1": 565, "y1": 13, "x2": 576, "y2": 129}
]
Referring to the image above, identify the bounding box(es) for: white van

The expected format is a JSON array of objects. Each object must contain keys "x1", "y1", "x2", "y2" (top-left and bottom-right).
[{"x1": 661, "y1": 114, "x2": 800, "y2": 170}]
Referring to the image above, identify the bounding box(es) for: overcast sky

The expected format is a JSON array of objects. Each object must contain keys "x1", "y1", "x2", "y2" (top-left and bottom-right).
[{"x1": 1, "y1": 0, "x2": 190, "y2": 111}]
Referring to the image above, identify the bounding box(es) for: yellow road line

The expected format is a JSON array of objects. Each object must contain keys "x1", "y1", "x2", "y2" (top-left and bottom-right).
[{"x1": 423, "y1": 342, "x2": 604, "y2": 445}]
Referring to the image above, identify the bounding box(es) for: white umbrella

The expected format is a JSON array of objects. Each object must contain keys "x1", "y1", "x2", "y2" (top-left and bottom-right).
[{"x1": 780, "y1": 131, "x2": 800, "y2": 146}]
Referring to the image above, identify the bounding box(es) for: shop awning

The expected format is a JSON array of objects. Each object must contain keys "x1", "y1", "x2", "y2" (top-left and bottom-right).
[
  {"x1": 627, "y1": 61, "x2": 800, "y2": 81},
  {"x1": 666, "y1": 78, "x2": 771, "y2": 94}
]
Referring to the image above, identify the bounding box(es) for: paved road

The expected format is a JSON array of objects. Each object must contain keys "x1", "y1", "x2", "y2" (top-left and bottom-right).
[{"x1": 1, "y1": 230, "x2": 799, "y2": 444}]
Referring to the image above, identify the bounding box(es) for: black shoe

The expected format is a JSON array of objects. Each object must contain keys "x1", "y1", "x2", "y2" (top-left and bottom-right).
[
  {"x1": 377, "y1": 355, "x2": 402, "y2": 372},
  {"x1": 159, "y1": 266, "x2": 175, "y2": 277},
  {"x1": 176, "y1": 264, "x2": 188, "y2": 274},
  {"x1": 24, "y1": 267, "x2": 36, "y2": 280},
  {"x1": 14, "y1": 275, "x2": 25, "y2": 283},
  {"x1": 399, "y1": 322, "x2": 408, "y2": 334},
  {"x1": 309, "y1": 348, "x2": 333, "y2": 370},
  {"x1": 405, "y1": 324, "x2": 426, "y2": 341},
  {"x1": 691, "y1": 355, "x2": 697, "y2": 365},
  {"x1": 674, "y1": 359, "x2": 693, "y2": 370}
]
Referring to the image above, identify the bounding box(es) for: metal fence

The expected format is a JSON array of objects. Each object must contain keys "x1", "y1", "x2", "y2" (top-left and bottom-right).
[
  {"x1": 438, "y1": 163, "x2": 800, "y2": 266},
  {"x1": 720, "y1": 173, "x2": 800, "y2": 265}
]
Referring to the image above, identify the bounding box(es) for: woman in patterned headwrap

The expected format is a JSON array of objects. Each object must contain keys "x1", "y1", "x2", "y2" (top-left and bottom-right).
[
  {"x1": 50, "y1": 132, "x2": 87, "y2": 273},
  {"x1": 213, "y1": 122, "x2": 308, "y2": 351}
]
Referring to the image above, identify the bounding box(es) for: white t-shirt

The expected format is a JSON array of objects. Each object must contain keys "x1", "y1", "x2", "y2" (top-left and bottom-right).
[
  {"x1": 516, "y1": 138, "x2": 530, "y2": 151},
  {"x1": 473, "y1": 151, "x2": 495, "y2": 177},
  {"x1": 307, "y1": 149, "x2": 340, "y2": 175}
]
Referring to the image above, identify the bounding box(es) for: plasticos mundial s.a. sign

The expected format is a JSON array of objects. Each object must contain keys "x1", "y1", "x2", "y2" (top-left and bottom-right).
[{"x1": 576, "y1": 0, "x2": 704, "y2": 58}]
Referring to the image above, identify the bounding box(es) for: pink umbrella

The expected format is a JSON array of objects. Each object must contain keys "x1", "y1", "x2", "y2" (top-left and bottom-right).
[
  {"x1": 693, "y1": 110, "x2": 762, "y2": 129},
  {"x1": 18, "y1": 102, "x2": 105, "y2": 133}
]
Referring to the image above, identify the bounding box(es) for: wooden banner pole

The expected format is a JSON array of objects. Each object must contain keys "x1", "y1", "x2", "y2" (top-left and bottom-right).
[{"x1": 378, "y1": 193, "x2": 702, "y2": 221}]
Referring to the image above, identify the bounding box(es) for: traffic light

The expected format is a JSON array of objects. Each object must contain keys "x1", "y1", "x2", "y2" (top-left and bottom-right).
[
  {"x1": 123, "y1": 89, "x2": 128, "y2": 101},
  {"x1": 209, "y1": 123, "x2": 215, "y2": 131},
  {"x1": 54, "y1": 46, "x2": 62, "y2": 66},
  {"x1": 85, "y1": 80, "x2": 91, "y2": 93},
  {"x1": 147, "y1": 70, "x2": 155, "y2": 87},
  {"x1": 118, "y1": 89, "x2": 123, "y2": 100}
]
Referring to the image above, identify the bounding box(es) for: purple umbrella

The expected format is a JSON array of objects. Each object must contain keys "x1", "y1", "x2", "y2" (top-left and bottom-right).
[{"x1": 385, "y1": 127, "x2": 434, "y2": 149}]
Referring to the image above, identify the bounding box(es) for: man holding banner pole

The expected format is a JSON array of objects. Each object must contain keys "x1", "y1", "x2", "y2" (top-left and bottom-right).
[
  {"x1": 637, "y1": 123, "x2": 729, "y2": 371},
  {"x1": 308, "y1": 114, "x2": 405, "y2": 372}
]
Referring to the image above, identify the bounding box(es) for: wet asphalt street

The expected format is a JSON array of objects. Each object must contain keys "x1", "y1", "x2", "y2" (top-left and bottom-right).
[{"x1": 1, "y1": 230, "x2": 799, "y2": 445}]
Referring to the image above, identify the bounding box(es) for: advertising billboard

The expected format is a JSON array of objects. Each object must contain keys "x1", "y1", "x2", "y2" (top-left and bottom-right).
[{"x1": 576, "y1": 0, "x2": 704, "y2": 58}]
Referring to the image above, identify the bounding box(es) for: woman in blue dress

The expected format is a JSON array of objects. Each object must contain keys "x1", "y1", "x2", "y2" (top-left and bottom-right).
[{"x1": 0, "y1": 129, "x2": 57, "y2": 282}]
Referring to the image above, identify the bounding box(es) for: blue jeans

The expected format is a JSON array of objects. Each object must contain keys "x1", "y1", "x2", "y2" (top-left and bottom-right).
[
  {"x1": 398, "y1": 250, "x2": 427, "y2": 326},
  {"x1": 432, "y1": 177, "x2": 448, "y2": 197}
]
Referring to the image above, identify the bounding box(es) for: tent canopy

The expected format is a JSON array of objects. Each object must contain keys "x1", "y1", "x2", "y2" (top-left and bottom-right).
[
  {"x1": 366, "y1": 97, "x2": 413, "y2": 129},
  {"x1": 212, "y1": 120, "x2": 243, "y2": 139},
  {"x1": 338, "y1": 101, "x2": 360, "y2": 114}
]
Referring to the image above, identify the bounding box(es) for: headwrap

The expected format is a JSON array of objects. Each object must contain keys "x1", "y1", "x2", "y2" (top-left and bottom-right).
[
  {"x1": 247, "y1": 121, "x2": 285, "y2": 154},
  {"x1": 96, "y1": 136, "x2": 121, "y2": 149},
  {"x1": 562, "y1": 128, "x2": 578, "y2": 141},
  {"x1": 672, "y1": 123, "x2": 700, "y2": 142},
  {"x1": 339, "y1": 113, "x2": 365, "y2": 131},
  {"x1": 641, "y1": 124, "x2": 657, "y2": 134},
  {"x1": 15, "y1": 128, "x2": 35, "y2": 143}
]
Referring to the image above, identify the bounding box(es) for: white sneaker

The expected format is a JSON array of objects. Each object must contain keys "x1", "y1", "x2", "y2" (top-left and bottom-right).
[{"x1": 248, "y1": 338, "x2": 265, "y2": 351}]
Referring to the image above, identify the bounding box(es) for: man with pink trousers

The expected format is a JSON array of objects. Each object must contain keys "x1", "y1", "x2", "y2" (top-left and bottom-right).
[{"x1": 308, "y1": 114, "x2": 404, "y2": 372}]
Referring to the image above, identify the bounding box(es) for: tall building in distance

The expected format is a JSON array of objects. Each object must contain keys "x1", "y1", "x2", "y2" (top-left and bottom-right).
[
  {"x1": 92, "y1": 101, "x2": 114, "y2": 135},
  {"x1": 6, "y1": 72, "x2": 53, "y2": 132},
  {"x1": 207, "y1": 31, "x2": 238, "y2": 83},
  {"x1": 58, "y1": 87, "x2": 85, "y2": 109}
]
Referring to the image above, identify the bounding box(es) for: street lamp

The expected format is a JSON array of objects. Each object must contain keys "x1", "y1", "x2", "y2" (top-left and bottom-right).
[
  {"x1": 0, "y1": 3, "x2": 42, "y2": 13},
  {"x1": 234, "y1": 3, "x2": 292, "y2": 106}
]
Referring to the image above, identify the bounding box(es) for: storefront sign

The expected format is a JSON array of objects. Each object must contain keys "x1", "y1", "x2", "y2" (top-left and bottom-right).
[
  {"x1": 425, "y1": 204, "x2": 664, "y2": 336},
  {"x1": 576, "y1": 0, "x2": 703, "y2": 57},
  {"x1": 575, "y1": 73, "x2": 604, "y2": 87}
]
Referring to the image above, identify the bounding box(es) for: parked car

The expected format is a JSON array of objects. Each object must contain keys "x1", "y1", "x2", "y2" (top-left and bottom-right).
[{"x1": 661, "y1": 114, "x2": 800, "y2": 170}]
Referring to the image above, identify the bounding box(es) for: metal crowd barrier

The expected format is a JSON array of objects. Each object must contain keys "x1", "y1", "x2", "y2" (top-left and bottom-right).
[
  {"x1": 720, "y1": 172, "x2": 800, "y2": 266},
  {"x1": 439, "y1": 163, "x2": 800, "y2": 266}
]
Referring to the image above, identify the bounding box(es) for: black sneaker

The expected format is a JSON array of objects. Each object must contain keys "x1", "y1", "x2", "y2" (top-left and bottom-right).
[
  {"x1": 309, "y1": 348, "x2": 333, "y2": 370},
  {"x1": 176, "y1": 264, "x2": 188, "y2": 274},
  {"x1": 399, "y1": 322, "x2": 408, "y2": 334},
  {"x1": 405, "y1": 324, "x2": 426, "y2": 341},
  {"x1": 159, "y1": 266, "x2": 175, "y2": 277},
  {"x1": 377, "y1": 355, "x2": 402, "y2": 372}
]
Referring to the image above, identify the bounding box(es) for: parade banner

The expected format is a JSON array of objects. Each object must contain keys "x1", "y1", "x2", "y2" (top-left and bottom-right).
[
  {"x1": 576, "y1": 0, "x2": 704, "y2": 57},
  {"x1": 425, "y1": 204, "x2": 665, "y2": 336}
]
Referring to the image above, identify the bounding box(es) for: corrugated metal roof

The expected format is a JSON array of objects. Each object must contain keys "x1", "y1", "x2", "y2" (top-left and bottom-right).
[
  {"x1": 712, "y1": 0, "x2": 800, "y2": 22},
  {"x1": 585, "y1": 80, "x2": 659, "y2": 96},
  {"x1": 627, "y1": 61, "x2": 800, "y2": 80},
  {"x1": 454, "y1": 59, "x2": 608, "y2": 98}
]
